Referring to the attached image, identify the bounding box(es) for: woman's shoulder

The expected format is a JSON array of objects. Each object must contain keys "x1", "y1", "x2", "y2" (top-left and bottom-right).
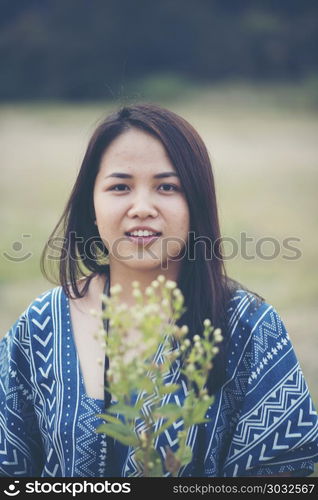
[
  {"x1": 6, "y1": 273, "x2": 104, "y2": 337},
  {"x1": 0, "y1": 286, "x2": 66, "y2": 363},
  {"x1": 225, "y1": 287, "x2": 293, "y2": 373},
  {"x1": 3, "y1": 285, "x2": 64, "y2": 339},
  {"x1": 221, "y1": 290, "x2": 318, "y2": 477},
  {"x1": 227, "y1": 287, "x2": 282, "y2": 327},
  {"x1": 225, "y1": 287, "x2": 289, "y2": 350},
  {"x1": 25, "y1": 284, "x2": 65, "y2": 317}
]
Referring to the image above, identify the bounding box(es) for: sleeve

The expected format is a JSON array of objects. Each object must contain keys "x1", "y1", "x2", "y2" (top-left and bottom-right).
[
  {"x1": 223, "y1": 303, "x2": 318, "y2": 477},
  {"x1": 0, "y1": 312, "x2": 44, "y2": 476}
]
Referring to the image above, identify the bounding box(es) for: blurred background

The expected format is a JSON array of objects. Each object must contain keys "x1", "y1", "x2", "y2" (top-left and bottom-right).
[{"x1": 0, "y1": 0, "x2": 317, "y2": 472}]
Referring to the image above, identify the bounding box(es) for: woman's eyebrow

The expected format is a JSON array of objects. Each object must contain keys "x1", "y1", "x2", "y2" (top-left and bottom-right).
[{"x1": 105, "y1": 171, "x2": 180, "y2": 179}]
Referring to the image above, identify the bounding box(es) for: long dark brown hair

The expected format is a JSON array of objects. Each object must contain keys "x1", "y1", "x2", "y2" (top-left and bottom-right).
[{"x1": 41, "y1": 103, "x2": 262, "y2": 393}]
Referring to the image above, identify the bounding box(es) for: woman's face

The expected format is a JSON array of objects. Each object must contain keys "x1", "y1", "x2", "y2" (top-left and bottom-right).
[{"x1": 93, "y1": 128, "x2": 190, "y2": 272}]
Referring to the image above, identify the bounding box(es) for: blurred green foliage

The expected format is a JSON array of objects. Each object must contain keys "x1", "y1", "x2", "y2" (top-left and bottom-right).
[{"x1": 0, "y1": 0, "x2": 318, "y2": 100}]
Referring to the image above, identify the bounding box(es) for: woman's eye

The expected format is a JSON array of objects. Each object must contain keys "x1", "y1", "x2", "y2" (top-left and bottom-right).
[
  {"x1": 109, "y1": 184, "x2": 179, "y2": 193},
  {"x1": 159, "y1": 184, "x2": 179, "y2": 192},
  {"x1": 109, "y1": 184, "x2": 129, "y2": 191}
]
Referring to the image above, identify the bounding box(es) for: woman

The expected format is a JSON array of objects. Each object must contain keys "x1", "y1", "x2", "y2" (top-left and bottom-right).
[{"x1": 1, "y1": 104, "x2": 317, "y2": 477}]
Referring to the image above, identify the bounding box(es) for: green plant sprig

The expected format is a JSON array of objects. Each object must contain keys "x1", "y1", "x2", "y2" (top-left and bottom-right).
[{"x1": 94, "y1": 274, "x2": 222, "y2": 477}]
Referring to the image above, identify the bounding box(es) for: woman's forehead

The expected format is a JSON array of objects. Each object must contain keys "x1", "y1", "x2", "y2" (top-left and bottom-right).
[{"x1": 99, "y1": 128, "x2": 175, "y2": 174}]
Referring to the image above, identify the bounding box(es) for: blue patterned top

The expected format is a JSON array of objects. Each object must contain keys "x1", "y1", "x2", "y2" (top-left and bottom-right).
[{"x1": 0, "y1": 286, "x2": 317, "y2": 477}]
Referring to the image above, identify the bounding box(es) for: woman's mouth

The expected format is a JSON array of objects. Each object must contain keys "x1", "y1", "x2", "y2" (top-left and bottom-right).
[{"x1": 124, "y1": 232, "x2": 162, "y2": 245}]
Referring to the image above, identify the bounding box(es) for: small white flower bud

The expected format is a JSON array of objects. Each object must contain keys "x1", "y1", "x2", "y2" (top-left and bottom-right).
[
  {"x1": 180, "y1": 325, "x2": 189, "y2": 335},
  {"x1": 146, "y1": 303, "x2": 160, "y2": 314},
  {"x1": 140, "y1": 431, "x2": 147, "y2": 441},
  {"x1": 157, "y1": 275, "x2": 165, "y2": 283},
  {"x1": 151, "y1": 280, "x2": 159, "y2": 288},
  {"x1": 110, "y1": 284, "x2": 122, "y2": 295},
  {"x1": 165, "y1": 280, "x2": 177, "y2": 289},
  {"x1": 132, "y1": 289, "x2": 142, "y2": 298},
  {"x1": 203, "y1": 318, "x2": 211, "y2": 328},
  {"x1": 193, "y1": 334, "x2": 200, "y2": 342},
  {"x1": 214, "y1": 328, "x2": 223, "y2": 342}
]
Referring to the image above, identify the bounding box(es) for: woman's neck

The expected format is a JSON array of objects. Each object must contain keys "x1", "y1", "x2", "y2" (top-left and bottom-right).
[{"x1": 107, "y1": 261, "x2": 182, "y2": 306}]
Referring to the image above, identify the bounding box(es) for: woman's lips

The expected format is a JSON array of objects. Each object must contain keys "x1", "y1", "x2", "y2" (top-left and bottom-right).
[{"x1": 125, "y1": 233, "x2": 161, "y2": 245}]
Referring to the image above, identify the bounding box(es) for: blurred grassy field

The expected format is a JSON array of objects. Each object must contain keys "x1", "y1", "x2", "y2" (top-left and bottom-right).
[{"x1": 0, "y1": 82, "x2": 317, "y2": 474}]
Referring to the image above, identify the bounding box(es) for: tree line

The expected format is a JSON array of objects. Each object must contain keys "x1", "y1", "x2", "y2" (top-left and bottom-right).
[{"x1": 0, "y1": 0, "x2": 317, "y2": 100}]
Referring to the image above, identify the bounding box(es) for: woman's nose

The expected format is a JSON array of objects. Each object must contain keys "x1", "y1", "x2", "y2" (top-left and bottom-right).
[{"x1": 127, "y1": 192, "x2": 158, "y2": 218}]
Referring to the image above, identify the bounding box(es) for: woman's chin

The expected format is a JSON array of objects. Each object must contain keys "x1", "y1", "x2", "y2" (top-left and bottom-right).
[{"x1": 124, "y1": 258, "x2": 163, "y2": 271}]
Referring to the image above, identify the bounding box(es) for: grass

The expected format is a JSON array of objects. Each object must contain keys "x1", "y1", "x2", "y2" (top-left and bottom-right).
[{"x1": 0, "y1": 81, "x2": 317, "y2": 475}]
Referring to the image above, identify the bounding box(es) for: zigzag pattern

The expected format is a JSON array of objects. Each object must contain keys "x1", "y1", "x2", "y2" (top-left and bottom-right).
[
  {"x1": 1, "y1": 286, "x2": 317, "y2": 477},
  {"x1": 31, "y1": 295, "x2": 53, "y2": 401},
  {"x1": 204, "y1": 293, "x2": 318, "y2": 477},
  {"x1": 204, "y1": 351, "x2": 253, "y2": 474},
  {"x1": 0, "y1": 342, "x2": 7, "y2": 381},
  {"x1": 233, "y1": 368, "x2": 305, "y2": 447},
  {"x1": 43, "y1": 447, "x2": 60, "y2": 477},
  {"x1": 253, "y1": 309, "x2": 285, "y2": 366},
  {"x1": 28, "y1": 291, "x2": 58, "y2": 476},
  {"x1": 0, "y1": 448, "x2": 28, "y2": 475},
  {"x1": 31, "y1": 290, "x2": 63, "y2": 477},
  {"x1": 0, "y1": 312, "x2": 43, "y2": 476},
  {"x1": 75, "y1": 396, "x2": 107, "y2": 476},
  {"x1": 228, "y1": 409, "x2": 318, "y2": 477}
]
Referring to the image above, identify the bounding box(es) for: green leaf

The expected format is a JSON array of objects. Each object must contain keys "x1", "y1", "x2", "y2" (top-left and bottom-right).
[
  {"x1": 159, "y1": 383, "x2": 180, "y2": 395},
  {"x1": 149, "y1": 460, "x2": 163, "y2": 477},
  {"x1": 176, "y1": 445, "x2": 193, "y2": 467},
  {"x1": 96, "y1": 422, "x2": 139, "y2": 447},
  {"x1": 96, "y1": 413, "x2": 122, "y2": 425},
  {"x1": 153, "y1": 403, "x2": 183, "y2": 420},
  {"x1": 139, "y1": 376, "x2": 155, "y2": 393},
  {"x1": 191, "y1": 397, "x2": 214, "y2": 424},
  {"x1": 107, "y1": 403, "x2": 140, "y2": 420}
]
